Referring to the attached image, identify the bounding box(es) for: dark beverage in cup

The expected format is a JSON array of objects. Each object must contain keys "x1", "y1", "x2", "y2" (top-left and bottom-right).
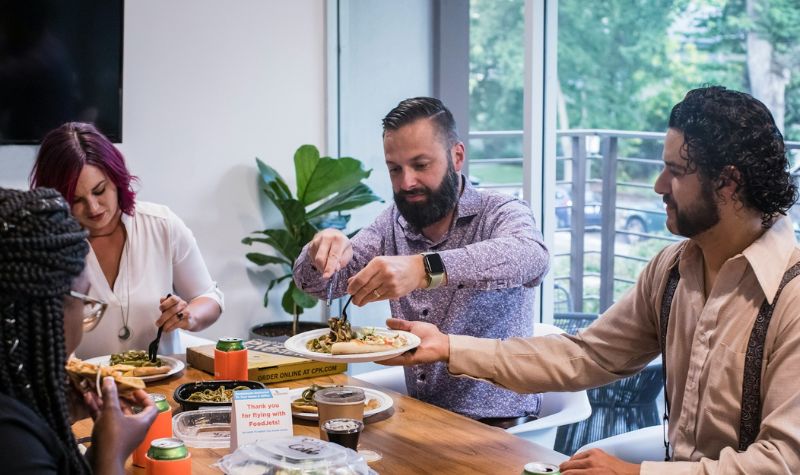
[
  {"x1": 322, "y1": 418, "x2": 363, "y2": 450},
  {"x1": 313, "y1": 386, "x2": 365, "y2": 440}
]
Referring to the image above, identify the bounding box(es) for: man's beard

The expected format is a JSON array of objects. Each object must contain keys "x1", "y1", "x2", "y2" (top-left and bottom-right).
[
  {"x1": 665, "y1": 182, "x2": 720, "y2": 238},
  {"x1": 394, "y1": 163, "x2": 461, "y2": 230}
]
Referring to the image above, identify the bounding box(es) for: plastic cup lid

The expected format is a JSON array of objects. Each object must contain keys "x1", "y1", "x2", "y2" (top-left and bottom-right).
[{"x1": 313, "y1": 386, "x2": 365, "y2": 404}]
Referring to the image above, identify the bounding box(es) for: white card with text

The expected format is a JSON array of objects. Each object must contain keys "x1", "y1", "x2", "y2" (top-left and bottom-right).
[{"x1": 230, "y1": 387, "x2": 293, "y2": 449}]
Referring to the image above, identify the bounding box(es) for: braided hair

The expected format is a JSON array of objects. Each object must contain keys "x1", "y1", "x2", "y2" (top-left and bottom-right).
[{"x1": 0, "y1": 187, "x2": 90, "y2": 474}]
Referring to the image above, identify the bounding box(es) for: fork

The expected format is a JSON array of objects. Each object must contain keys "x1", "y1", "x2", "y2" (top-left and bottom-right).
[
  {"x1": 325, "y1": 270, "x2": 340, "y2": 311},
  {"x1": 340, "y1": 294, "x2": 354, "y2": 324},
  {"x1": 148, "y1": 293, "x2": 171, "y2": 362}
]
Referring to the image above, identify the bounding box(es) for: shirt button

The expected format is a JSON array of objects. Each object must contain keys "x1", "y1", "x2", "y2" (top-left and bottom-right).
[
  {"x1": 457, "y1": 284, "x2": 464, "y2": 289},
  {"x1": 422, "y1": 309, "x2": 429, "y2": 317},
  {"x1": 417, "y1": 373, "x2": 426, "y2": 384}
]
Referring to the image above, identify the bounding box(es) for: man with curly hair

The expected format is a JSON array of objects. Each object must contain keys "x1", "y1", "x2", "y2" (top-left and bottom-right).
[{"x1": 383, "y1": 86, "x2": 800, "y2": 474}]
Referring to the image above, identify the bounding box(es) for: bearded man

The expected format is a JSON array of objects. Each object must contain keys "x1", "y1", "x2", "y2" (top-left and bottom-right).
[
  {"x1": 382, "y1": 87, "x2": 800, "y2": 474},
  {"x1": 293, "y1": 97, "x2": 550, "y2": 424}
]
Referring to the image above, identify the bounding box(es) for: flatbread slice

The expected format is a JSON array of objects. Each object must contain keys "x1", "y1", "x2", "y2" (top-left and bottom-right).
[
  {"x1": 331, "y1": 340, "x2": 396, "y2": 355},
  {"x1": 66, "y1": 358, "x2": 145, "y2": 397}
]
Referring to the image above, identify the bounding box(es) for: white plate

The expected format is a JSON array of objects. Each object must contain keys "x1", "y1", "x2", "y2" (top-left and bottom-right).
[
  {"x1": 284, "y1": 327, "x2": 421, "y2": 363},
  {"x1": 289, "y1": 386, "x2": 393, "y2": 421},
  {"x1": 84, "y1": 355, "x2": 185, "y2": 383}
]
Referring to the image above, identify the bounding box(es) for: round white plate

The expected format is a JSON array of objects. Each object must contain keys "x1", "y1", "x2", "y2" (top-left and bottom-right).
[
  {"x1": 84, "y1": 355, "x2": 185, "y2": 383},
  {"x1": 289, "y1": 386, "x2": 393, "y2": 421},
  {"x1": 284, "y1": 327, "x2": 421, "y2": 363}
]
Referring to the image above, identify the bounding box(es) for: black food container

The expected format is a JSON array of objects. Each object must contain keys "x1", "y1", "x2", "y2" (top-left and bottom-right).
[{"x1": 173, "y1": 380, "x2": 266, "y2": 411}]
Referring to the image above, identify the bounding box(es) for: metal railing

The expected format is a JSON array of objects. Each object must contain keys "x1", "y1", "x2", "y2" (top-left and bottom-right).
[{"x1": 469, "y1": 129, "x2": 800, "y2": 313}]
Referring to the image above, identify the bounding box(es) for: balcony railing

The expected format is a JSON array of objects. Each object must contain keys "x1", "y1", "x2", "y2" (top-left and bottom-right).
[{"x1": 468, "y1": 129, "x2": 800, "y2": 313}]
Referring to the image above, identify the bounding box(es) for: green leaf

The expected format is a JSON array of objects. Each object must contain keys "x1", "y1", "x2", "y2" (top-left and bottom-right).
[
  {"x1": 294, "y1": 145, "x2": 321, "y2": 204},
  {"x1": 256, "y1": 158, "x2": 292, "y2": 201},
  {"x1": 281, "y1": 282, "x2": 308, "y2": 316},
  {"x1": 263, "y1": 274, "x2": 292, "y2": 308},
  {"x1": 296, "y1": 152, "x2": 373, "y2": 206},
  {"x1": 274, "y1": 198, "x2": 306, "y2": 235},
  {"x1": 291, "y1": 284, "x2": 318, "y2": 308},
  {"x1": 249, "y1": 229, "x2": 301, "y2": 262},
  {"x1": 244, "y1": 253, "x2": 291, "y2": 267},
  {"x1": 306, "y1": 183, "x2": 384, "y2": 218}
]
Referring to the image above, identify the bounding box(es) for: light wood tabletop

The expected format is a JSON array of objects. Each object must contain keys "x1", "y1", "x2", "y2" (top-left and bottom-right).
[{"x1": 73, "y1": 366, "x2": 567, "y2": 474}]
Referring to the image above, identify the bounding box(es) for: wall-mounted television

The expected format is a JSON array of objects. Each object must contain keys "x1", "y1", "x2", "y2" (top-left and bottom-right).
[{"x1": 0, "y1": 0, "x2": 123, "y2": 144}]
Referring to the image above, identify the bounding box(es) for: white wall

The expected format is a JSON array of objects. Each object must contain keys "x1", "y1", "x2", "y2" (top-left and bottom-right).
[
  {"x1": 0, "y1": 0, "x2": 328, "y2": 341},
  {"x1": 337, "y1": 0, "x2": 434, "y2": 372}
]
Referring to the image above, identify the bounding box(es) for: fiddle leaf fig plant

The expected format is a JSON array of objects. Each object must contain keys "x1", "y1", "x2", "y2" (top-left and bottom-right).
[{"x1": 242, "y1": 144, "x2": 383, "y2": 335}]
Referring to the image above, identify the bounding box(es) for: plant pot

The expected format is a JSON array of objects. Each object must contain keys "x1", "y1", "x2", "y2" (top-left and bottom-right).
[{"x1": 249, "y1": 321, "x2": 328, "y2": 342}]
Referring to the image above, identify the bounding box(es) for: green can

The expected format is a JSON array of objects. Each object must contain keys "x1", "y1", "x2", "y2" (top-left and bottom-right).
[
  {"x1": 216, "y1": 337, "x2": 245, "y2": 352},
  {"x1": 147, "y1": 438, "x2": 189, "y2": 461},
  {"x1": 151, "y1": 393, "x2": 170, "y2": 413},
  {"x1": 522, "y1": 462, "x2": 561, "y2": 474}
]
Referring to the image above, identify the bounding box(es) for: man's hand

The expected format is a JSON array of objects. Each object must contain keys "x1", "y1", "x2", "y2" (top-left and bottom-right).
[
  {"x1": 307, "y1": 229, "x2": 353, "y2": 278},
  {"x1": 560, "y1": 449, "x2": 641, "y2": 475},
  {"x1": 347, "y1": 255, "x2": 427, "y2": 305},
  {"x1": 380, "y1": 318, "x2": 450, "y2": 365}
]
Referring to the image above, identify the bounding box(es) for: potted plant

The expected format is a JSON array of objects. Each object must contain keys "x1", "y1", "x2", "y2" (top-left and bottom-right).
[{"x1": 243, "y1": 144, "x2": 383, "y2": 338}]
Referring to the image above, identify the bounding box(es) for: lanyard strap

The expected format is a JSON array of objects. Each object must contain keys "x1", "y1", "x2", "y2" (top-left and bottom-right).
[{"x1": 659, "y1": 257, "x2": 800, "y2": 458}]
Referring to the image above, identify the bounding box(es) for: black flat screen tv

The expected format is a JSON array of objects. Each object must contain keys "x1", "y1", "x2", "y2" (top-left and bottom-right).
[{"x1": 0, "y1": 0, "x2": 123, "y2": 144}]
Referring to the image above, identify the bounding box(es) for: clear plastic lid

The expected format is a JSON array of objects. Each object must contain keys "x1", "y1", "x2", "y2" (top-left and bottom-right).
[
  {"x1": 215, "y1": 436, "x2": 376, "y2": 475},
  {"x1": 172, "y1": 408, "x2": 232, "y2": 448},
  {"x1": 313, "y1": 386, "x2": 365, "y2": 405}
]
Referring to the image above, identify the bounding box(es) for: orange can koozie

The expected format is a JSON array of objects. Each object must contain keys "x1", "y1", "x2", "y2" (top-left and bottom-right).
[
  {"x1": 214, "y1": 337, "x2": 248, "y2": 381},
  {"x1": 145, "y1": 438, "x2": 191, "y2": 475},
  {"x1": 133, "y1": 394, "x2": 172, "y2": 467}
]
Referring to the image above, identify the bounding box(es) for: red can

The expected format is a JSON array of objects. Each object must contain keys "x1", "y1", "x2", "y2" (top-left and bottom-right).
[
  {"x1": 214, "y1": 337, "x2": 248, "y2": 381},
  {"x1": 133, "y1": 393, "x2": 173, "y2": 467}
]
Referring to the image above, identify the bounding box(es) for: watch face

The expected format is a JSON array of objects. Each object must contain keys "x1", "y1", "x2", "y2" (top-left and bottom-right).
[{"x1": 424, "y1": 253, "x2": 445, "y2": 274}]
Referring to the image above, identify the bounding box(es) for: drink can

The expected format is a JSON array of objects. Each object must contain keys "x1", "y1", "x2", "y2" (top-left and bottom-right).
[
  {"x1": 215, "y1": 337, "x2": 248, "y2": 381},
  {"x1": 146, "y1": 438, "x2": 191, "y2": 475},
  {"x1": 215, "y1": 337, "x2": 245, "y2": 352},
  {"x1": 133, "y1": 393, "x2": 173, "y2": 467},
  {"x1": 522, "y1": 462, "x2": 561, "y2": 474}
]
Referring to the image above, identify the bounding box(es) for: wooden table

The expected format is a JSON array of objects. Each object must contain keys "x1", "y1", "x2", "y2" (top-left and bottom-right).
[{"x1": 74, "y1": 367, "x2": 567, "y2": 474}]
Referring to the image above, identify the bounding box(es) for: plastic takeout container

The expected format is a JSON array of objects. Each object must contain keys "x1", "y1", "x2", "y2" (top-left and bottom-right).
[
  {"x1": 215, "y1": 436, "x2": 377, "y2": 475},
  {"x1": 173, "y1": 380, "x2": 265, "y2": 411},
  {"x1": 172, "y1": 408, "x2": 232, "y2": 448}
]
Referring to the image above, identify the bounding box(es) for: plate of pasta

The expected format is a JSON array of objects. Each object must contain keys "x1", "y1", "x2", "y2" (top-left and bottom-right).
[
  {"x1": 284, "y1": 326, "x2": 420, "y2": 363},
  {"x1": 84, "y1": 351, "x2": 185, "y2": 383}
]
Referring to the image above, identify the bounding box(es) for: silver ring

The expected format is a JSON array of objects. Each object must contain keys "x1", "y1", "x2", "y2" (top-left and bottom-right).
[
  {"x1": 372, "y1": 290, "x2": 381, "y2": 299},
  {"x1": 177, "y1": 312, "x2": 184, "y2": 321}
]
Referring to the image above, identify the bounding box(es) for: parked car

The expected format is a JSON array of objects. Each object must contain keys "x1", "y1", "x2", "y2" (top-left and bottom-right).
[
  {"x1": 616, "y1": 204, "x2": 667, "y2": 243},
  {"x1": 555, "y1": 187, "x2": 602, "y2": 229}
]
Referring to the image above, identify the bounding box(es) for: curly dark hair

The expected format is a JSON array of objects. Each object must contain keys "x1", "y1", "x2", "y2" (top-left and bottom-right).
[{"x1": 669, "y1": 86, "x2": 798, "y2": 228}]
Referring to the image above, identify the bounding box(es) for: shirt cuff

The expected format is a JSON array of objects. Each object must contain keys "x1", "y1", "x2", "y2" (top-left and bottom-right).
[
  {"x1": 447, "y1": 334, "x2": 499, "y2": 380},
  {"x1": 641, "y1": 461, "x2": 693, "y2": 475}
]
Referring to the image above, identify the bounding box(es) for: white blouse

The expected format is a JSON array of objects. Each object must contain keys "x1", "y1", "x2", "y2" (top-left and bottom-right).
[{"x1": 75, "y1": 201, "x2": 224, "y2": 358}]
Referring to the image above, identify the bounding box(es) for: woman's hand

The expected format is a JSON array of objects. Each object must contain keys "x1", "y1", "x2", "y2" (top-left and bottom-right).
[
  {"x1": 87, "y1": 377, "x2": 157, "y2": 475},
  {"x1": 157, "y1": 294, "x2": 189, "y2": 332}
]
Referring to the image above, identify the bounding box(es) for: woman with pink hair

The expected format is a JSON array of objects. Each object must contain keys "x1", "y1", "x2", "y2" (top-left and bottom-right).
[{"x1": 30, "y1": 122, "x2": 223, "y2": 358}]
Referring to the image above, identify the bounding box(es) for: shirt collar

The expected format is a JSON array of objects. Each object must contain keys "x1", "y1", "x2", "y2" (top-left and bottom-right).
[
  {"x1": 396, "y1": 174, "x2": 480, "y2": 242},
  {"x1": 742, "y1": 216, "x2": 797, "y2": 305}
]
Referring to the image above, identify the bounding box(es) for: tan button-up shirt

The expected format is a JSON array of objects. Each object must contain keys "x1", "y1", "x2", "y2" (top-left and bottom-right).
[{"x1": 450, "y1": 217, "x2": 800, "y2": 474}]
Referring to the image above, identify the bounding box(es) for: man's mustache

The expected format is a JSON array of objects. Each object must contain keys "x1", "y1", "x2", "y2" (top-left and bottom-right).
[{"x1": 397, "y1": 188, "x2": 429, "y2": 198}]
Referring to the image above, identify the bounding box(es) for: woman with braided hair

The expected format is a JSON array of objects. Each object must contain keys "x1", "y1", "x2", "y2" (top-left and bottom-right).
[
  {"x1": 0, "y1": 187, "x2": 157, "y2": 474},
  {"x1": 30, "y1": 122, "x2": 223, "y2": 358}
]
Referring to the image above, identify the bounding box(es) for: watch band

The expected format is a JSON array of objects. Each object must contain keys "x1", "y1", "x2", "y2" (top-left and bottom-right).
[{"x1": 421, "y1": 252, "x2": 446, "y2": 289}]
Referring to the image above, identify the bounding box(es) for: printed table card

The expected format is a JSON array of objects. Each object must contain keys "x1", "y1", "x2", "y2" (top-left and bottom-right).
[{"x1": 231, "y1": 388, "x2": 293, "y2": 449}]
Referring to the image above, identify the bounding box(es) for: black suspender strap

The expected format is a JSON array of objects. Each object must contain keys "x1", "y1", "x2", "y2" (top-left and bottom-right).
[
  {"x1": 738, "y1": 260, "x2": 800, "y2": 449},
  {"x1": 659, "y1": 257, "x2": 800, "y2": 457},
  {"x1": 659, "y1": 264, "x2": 681, "y2": 461}
]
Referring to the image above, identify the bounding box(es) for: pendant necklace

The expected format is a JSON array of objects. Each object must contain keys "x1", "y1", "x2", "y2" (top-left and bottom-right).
[{"x1": 118, "y1": 228, "x2": 132, "y2": 340}]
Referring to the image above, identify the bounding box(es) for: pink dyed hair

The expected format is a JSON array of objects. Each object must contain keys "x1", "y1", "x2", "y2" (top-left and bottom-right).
[{"x1": 30, "y1": 122, "x2": 137, "y2": 214}]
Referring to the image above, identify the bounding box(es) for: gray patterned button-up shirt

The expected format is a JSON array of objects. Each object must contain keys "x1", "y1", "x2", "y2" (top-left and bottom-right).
[{"x1": 294, "y1": 178, "x2": 550, "y2": 419}]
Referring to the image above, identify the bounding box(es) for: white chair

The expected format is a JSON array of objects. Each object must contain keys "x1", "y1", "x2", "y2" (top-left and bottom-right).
[
  {"x1": 575, "y1": 425, "x2": 664, "y2": 463},
  {"x1": 357, "y1": 322, "x2": 592, "y2": 450}
]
